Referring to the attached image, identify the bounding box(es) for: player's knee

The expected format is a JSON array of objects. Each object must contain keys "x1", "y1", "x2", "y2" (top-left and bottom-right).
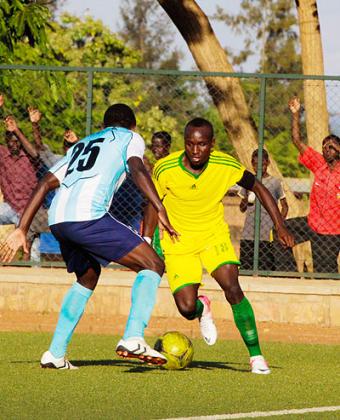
[
  {"x1": 177, "y1": 300, "x2": 196, "y2": 320},
  {"x1": 147, "y1": 256, "x2": 165, "y2": 276},
  {"x1": 224, "y1": 284, "x2": 243, "y2": 304},
  {"x1": 77, "y1": 265, "x2": 100, "y2": 290}
]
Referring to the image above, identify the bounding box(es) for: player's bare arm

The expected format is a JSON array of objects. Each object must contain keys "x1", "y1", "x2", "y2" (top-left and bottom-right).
[
  {"x1": 128, "y1": 156, "x2": 179, "y2": 241},
  {"x1": 0, "y1": 172, "x2": 60, "y2": 263},
  {"x1": 251, "y1": 179, "x2": 295, "y2": 248},
  {"x1": 143, "y1": 201, "x2": 159, "y2": 238},
  {"x1": 288, "y1": 97, "x2": 307, "y2": 154}
]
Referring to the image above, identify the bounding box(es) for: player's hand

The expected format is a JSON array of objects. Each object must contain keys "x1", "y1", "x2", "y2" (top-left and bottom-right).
[
  {"x1": 0, "y1": 94, "x2": 4, "y2": 108},
  {"x1": 0, "y1": 228, "x2": 28, "y2": 263},
  {"x1": 157, "y1": 207, "x2": 180, "y2": 243},
  {"x1": 288, "y1": 97, "x2": 301, "y2": 114},
  {"x1": 276, "y1": 224, "x2": 295, "y2": 248},
  {"x1": 4, "y1": 115, "x2": 18, "y2": 132},
  {"x1": 28, "y1": 107, "x2": 42, "y2": 123}
]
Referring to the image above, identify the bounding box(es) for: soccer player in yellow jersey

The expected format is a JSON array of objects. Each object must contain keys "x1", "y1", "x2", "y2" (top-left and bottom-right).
[{"x1": 143, "y1": 118, "x2": 294, "y2": 374}]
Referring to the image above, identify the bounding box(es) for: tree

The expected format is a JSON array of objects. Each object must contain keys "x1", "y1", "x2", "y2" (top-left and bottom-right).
[
  {"x1": 157, "y1": 0, "x2": 302, "y2": 215},
  {"x1": 214, "y1": 0, "x2": 301, "y2": 74},
  {"x1": 0, "y1": 0, "x2": 51, "y2": 56},
  {"x1": 295, "y1": 0, "x2": 328, "y2": 153},
  {"x1": 119, "y1": 0, "x2": 182, "y2": 69},
  {"x1": 0, "y1": 14, "x2": 190, "y2": 155}
]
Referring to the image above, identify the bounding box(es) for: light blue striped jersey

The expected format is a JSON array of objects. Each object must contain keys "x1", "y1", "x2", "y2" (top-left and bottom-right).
[{"x1": 48, "y1": 127, "x2": 145, "y2": 225}]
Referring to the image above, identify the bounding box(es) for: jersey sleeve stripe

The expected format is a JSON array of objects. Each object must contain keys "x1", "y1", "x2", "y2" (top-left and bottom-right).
[
  {"x1": 155, "y1": 163, "x2": 179, "y2": 180},
  {"x1": 209, "y1": 157, "x2": 241, "y2": 167},
  {"x1": 154, "y1": 158, "x2": 179, "y2": 178},
  {"x1": 209, "y1": 161, "x2": 243, "y2": 169}
]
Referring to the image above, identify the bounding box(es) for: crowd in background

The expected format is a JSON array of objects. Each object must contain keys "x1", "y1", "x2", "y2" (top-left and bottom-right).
[{"x1": 0, "y1": 94, "x2": 339, "y2": 274}]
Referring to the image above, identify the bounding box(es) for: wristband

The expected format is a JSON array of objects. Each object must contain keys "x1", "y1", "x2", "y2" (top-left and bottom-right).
[{"x1": 143, "y1": 236, "x2": 152, "y2": 245}]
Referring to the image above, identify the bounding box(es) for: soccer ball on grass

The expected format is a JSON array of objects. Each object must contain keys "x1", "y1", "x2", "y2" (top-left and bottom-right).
[{"x1": 154, "y1": 331, "x2": 194, "y2": 370}]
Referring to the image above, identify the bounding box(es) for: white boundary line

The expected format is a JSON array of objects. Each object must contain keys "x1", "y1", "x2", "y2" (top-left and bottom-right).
[{"x1": 159, "y1": 405, "x2": 340, "y2": 420}]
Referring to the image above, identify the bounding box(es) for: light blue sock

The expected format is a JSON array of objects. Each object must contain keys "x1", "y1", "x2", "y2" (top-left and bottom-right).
[
  {"x1": 123, "y1": 269, "x2": 161, "y2": 340},
  {"x1": 49, "y1": 282, "x2": 93, "y2": 358}
]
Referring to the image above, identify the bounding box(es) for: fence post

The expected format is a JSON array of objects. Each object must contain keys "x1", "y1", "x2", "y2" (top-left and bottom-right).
[
  {"x1": 253, "y1": 76, "x2": 267, "y2": 274},
  {"x1": 86, "y1": 71, "x2": 93, "y2": 136}
]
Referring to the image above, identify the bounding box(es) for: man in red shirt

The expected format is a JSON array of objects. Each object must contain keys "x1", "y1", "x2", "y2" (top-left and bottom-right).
[{"x1": 274, "y1": 97, "x2": 340, "y2": 273}]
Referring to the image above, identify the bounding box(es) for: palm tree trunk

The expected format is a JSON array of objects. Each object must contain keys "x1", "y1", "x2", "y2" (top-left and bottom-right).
[{"x1": 295, "y1": 0, "x2": 329, "y2": 152}]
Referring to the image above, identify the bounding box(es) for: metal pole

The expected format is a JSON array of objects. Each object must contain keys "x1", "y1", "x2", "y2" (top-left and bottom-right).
[
  {"x1": 86, "y1": 71, "x2": 93, "y2": 136},
  {"x1": 253, "y1": 77, "x2": 267, "y2": 273}
]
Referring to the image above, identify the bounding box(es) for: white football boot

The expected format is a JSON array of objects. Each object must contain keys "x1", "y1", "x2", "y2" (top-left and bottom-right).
[
  {"x1": 250, "y1": 355, "x2": 271, "y2": 374},
  {"x1": 116, "y1": 337, "x2": 167, "y2": 365},
  {"x1": 40, "y1": 350, "x2": 78, "y2": 370},
  {"x1": 198, "y1": 295, "x2": 218, "y2": 345}
]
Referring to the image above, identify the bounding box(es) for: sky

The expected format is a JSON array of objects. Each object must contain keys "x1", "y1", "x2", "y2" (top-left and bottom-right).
[{"x1": 58, "y1": 0, "x2": 340, "y2": 75}]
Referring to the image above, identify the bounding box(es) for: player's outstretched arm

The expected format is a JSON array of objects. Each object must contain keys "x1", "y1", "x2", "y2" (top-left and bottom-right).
[
  {"x1": 143, "y1": 201, "x2": 159, "y2": 239},
  {"x1": 0, "y1": 172, "x2": 60, "y2": 263},
  {"x1": 128, "y1": 156, "x2": 179, "y2": 241},
  {"x1": 252, "y1": 179, "x2": 295, "y2": 248}
]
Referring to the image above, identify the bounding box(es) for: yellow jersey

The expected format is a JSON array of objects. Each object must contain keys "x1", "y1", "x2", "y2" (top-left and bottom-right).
[{"x1": 153, "y1": 150, "x2": 245, "y2": 254}]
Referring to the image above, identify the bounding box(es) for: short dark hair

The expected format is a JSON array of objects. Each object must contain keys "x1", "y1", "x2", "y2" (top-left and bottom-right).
[
  {"x1": 252, "y1": 148, "x2": 269, "y2": 161},
  {"x1": 103, "y1": 103, "x2": 136, "y2": 129},
  {"x1": 5, "y1": 131, "x2": 19, "y2": 142},
  {"x1": 152, "y1": 131, "x2": 172, "y2": 147},
  {"x1": 184, "y1": 118, "x2": 214, "y2": 139},
  {"x1": 322, "y1": 134, "x2": 340, "y2": 145}
]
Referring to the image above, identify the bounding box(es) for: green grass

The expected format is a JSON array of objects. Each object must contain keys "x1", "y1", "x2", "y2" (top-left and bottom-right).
[{"x1": 0, "y1": 332, "x2": 339, "y2": 419}]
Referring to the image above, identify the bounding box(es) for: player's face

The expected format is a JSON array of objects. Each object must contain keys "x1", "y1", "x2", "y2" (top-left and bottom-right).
[
  {"x1": 184, "y1": 126, "x2": 214, "y2": 169},
  {"x1": 322, "y1": 138, "x2": 339, "y2": 163},
  {"x1": 151, "y1": 137, "x2": 170, "y2": 160}
]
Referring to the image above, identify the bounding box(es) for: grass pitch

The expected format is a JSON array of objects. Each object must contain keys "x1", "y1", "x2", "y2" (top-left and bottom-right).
[{"x1": 0, "y1": 332, "x2": 339, "y2": 419}]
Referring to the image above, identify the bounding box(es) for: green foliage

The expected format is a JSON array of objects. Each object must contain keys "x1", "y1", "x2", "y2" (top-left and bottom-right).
[
  {"x1": 0, "y1": 0, "x2": 51, "y2": 56},
  {"x1": 0, "y1": 14, "x2": 195, "y2": 155},
  {"x1": 214, "y1": 0, "x2": 301, "y2": 74},
  {"x1": 119, "y1": 0, "x2": 182, "y2": 69}
]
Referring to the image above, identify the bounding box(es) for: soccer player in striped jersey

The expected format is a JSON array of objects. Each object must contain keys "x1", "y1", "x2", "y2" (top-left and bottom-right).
[
  {"x1": 0, "y1": 104, "x2": 178, "y2": 369},
  {"x1": 143, "y1": 118, "x2": 294, "y2": 374}
]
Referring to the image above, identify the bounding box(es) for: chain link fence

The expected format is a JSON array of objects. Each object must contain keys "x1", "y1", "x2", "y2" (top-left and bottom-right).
[{"x1": 0, "y1": 65, "x2": 339, "y2": 278}]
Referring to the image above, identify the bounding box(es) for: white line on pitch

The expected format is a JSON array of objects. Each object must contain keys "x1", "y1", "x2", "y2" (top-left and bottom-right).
[{"x1": 158, "y1": 405, "x2": 340, "y2": 420}]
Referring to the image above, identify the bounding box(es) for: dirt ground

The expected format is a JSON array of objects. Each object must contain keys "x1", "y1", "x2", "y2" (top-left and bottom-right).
[{"x1": 0, "y1": 310, "x2": 339, "y2": 345}]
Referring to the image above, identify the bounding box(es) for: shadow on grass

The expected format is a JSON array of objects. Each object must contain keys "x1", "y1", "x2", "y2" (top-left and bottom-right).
[{"x1": 10, "y1": 359, "x2": 282, "y2": 373}]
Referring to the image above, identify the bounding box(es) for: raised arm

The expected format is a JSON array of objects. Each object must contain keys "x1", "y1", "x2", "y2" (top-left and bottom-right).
[
  {"x1": 4, "y1": 115, "x2": 39, "y2": 159},
  {"x1": 28, "y1": 107, "x2": 44, "y2": 150},
  {"x1": 251, "y1": 179, "x2": 294, "y2": 247},
  {"x1": 128, "y1": 156, "x2": 179, "y2": 241},
  {"x1": 0, "y1": 172, "x2": 60, "y2": 262},
  {"x1": 288, "y1": 97, "x2": 307, "y2": 154}
]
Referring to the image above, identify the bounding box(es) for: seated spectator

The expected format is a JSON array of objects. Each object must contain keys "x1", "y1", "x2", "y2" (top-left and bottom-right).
[
  {"x1": 273, "y1": 97, "x2": 340, "y2": 273},
  {"x1": 239, "y1": 149, "x2": 288, "y2": 271}
]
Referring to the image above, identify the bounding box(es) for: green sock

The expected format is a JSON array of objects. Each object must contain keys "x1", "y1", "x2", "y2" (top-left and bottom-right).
[
  {"x1": 232, "y1": 297, "x2": 262, "y2": 357},
  {"x1": 195, "y1": 299, "x2": 204, "y2": 318}
]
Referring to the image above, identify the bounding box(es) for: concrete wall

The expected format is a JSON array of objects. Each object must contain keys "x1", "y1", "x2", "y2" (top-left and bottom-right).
[{"x1": 0, "y1": 267, "x2": 339, "y2": 328}]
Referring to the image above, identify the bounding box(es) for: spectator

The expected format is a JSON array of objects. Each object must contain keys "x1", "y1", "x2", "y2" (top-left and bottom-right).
[
  {"x1": 239, "y1": 149, "x2": 288, "y2": 271},
  {"x1": 145, "y1": 131, "x2": 172, "y2": 256},
  {"x1": 274, "y1": 97, "x2": 340, "y2": 273},
  {"x1": 150, "y1": 131, "x2": 172, "y2": 161},
  {"x1": 0, "y1": 117, "x2": 39, "y2": 260},
  {"x1": 108, "y1": 131, "x2": 172, "y2": 233},
  {"x1": 28, "y1": 106, "x2": 79, "y2": 168}
]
